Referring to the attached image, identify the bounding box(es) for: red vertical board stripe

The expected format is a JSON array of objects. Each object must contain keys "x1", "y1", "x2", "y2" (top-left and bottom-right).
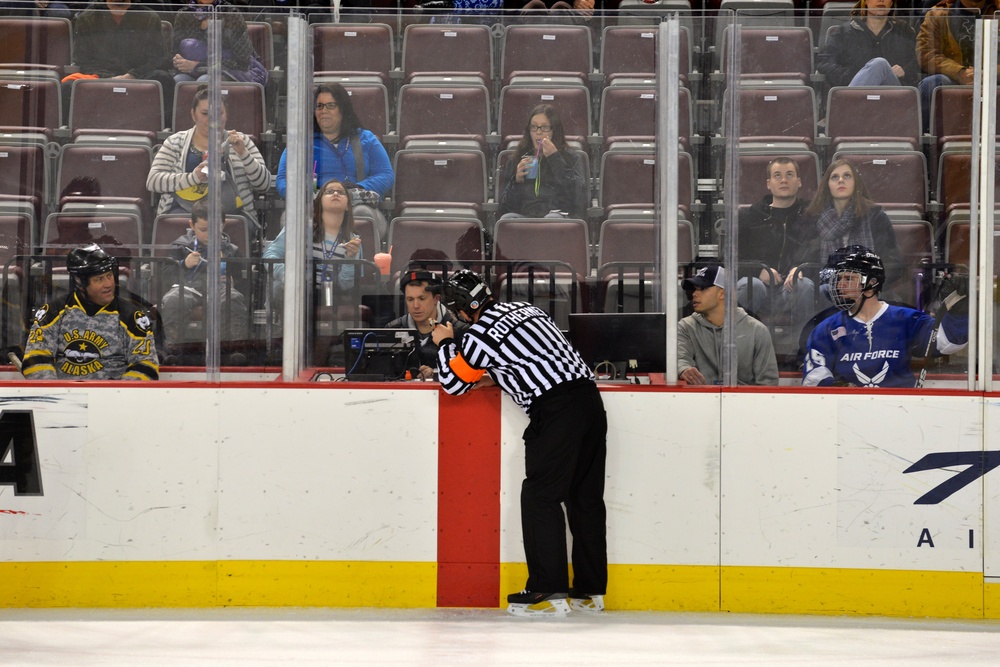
[{"x1": 437, "y1": 386, "x2": 502, "y2": 607}]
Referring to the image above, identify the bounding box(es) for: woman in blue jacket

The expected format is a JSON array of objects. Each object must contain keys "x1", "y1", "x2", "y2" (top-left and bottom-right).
[{"x1": 276, "y1": 83, "x2": 393, "y2": 239}]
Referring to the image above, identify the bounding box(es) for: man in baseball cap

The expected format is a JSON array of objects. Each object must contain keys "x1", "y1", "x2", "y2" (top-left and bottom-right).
[{"x1": 678, "y1": 264, "x2": 778, "y2": 386}]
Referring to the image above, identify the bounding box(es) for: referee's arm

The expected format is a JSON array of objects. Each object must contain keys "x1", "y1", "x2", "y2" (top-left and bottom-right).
[{"x1": 436, "y1": 338, "x2": 485, "y2": 396}]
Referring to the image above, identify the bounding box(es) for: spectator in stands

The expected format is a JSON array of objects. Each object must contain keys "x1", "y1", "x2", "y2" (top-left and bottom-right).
[
  {"x1": 514, "y1": 0, "x2": 594, "y2": 19},
  {"x1": 63, "y1": 1, "x2": 174, "y2": 121},
  {"x1": 146, "y1": 85, "x2": 270, "y2": 231},
  {"x1": 498, "y1": 104, "x2": 587, "y2": 220},
  {"x1": 0, "y1": 0, "x2": 72, "y2": 19},
  {"x1": 171, "y1": 0, "x2": 267, "y2": 86},
  {"x1": 817, "y1": 0, "x2": 920, "y2": 87},
  {"x1": 385, "y1": 269, "x2": 465, "y2": 380},
  {"x1": 159, "y1": 199, "x2": 248, "y2": 359},
  {"x1": 263, "y1": 177, "x2": 363, "y2": 294},
  {"x1": 737, "y1": 157, "x2": 815, "y2": 327},
  {"x1": 797, "y1": 159, "x2": 904, "y2": 293},
  {"x1": 678, "y1": 264, "x2": 779, "y2": 386},
  {"x1": 803, "y1": 246, "x2": 968, "y2": 387},
  {"x1": 21, "y1": 243, "x2": 159, "y2": 380},
  {"x1": 417, "y1": 0, "x2": 502, "y2": 25},
  {"x1": 916, "y1": 0, "x2": 998, "y2": 130},
  {"x1": 275, "y1": 83, "x2": 393, "y2": 240}
]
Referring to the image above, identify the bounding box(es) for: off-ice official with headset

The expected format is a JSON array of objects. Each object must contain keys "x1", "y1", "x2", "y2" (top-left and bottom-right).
[{"x1": 385, "y1": 269, "x2": 465, "y2": 380}]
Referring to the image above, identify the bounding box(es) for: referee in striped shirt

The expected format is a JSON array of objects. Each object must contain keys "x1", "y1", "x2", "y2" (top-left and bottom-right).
[{"x1": 432, "y1": 270, "x2": 608, "y2": 617}]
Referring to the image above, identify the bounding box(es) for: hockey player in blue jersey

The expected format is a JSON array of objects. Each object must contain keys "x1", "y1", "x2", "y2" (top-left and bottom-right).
[{"x1": 803, "y1": 246, "x2": 968, "y2": 388}]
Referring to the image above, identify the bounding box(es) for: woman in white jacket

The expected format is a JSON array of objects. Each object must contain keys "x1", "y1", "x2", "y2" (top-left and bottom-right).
[{"x1": 146, "y1": 85, "x2": 270, "y2": 230}]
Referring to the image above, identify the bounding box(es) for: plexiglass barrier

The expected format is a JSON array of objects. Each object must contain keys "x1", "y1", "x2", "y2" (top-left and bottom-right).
[{"x1": 0, "y1": 3, "x2": 990, "y2": 387}]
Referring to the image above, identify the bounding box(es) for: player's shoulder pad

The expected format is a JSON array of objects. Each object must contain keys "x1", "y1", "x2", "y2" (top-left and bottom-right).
[
  {"x1": 117, "y1": 299, "x2": 154, "y2": 338},
  {"x1": 31, "y1": 303, "x2": 59, "y2": 327}
]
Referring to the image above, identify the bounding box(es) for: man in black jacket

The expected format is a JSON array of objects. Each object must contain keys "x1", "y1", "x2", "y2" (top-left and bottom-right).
[
  {"x1": 62, "y1": 1, "x2": 173, "y2": 121},
  {"x1": 737, "y1": 157, "x2": 816, "y2": 330}
]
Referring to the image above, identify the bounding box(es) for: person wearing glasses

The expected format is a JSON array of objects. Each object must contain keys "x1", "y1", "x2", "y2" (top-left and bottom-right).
[
  {"x1": 498, "y1": 104, "x2": 588, "y2": 221},
  {"x1": 263, "y1": 177, "x2": 363, "y2": 294},
  {"x1": 275, "y1": 83, "x2": 393, "y2": 239}
]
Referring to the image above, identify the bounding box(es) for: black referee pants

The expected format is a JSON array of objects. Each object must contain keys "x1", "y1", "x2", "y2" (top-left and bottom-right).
[{"x1": 521, "y1": 379, "x2": 608, "y2": 595}]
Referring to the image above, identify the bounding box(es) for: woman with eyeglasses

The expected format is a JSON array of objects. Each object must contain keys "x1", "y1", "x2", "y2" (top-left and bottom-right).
[
  {"x1": 498, "y1": 104, "x2": 587, "y2": 220},
  {"x1": 275, "y1": 83, "x2": 393, "y2": 239},
  {"x1": 794, "y1": 159, "x2": 903, "y2": 292},
  {"x1": 263, "y1": 177, "x2": 363, "y2": 293}
]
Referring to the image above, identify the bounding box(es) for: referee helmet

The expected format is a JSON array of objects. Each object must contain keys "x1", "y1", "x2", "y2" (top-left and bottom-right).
[{"x1": 443, "y1": 270, "x2": 492, "y2": 315}]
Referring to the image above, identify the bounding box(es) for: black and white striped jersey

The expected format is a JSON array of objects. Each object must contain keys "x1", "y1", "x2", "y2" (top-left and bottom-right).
[{"x1": 436, "y1": 301, "x2": 594, "y2": 414}]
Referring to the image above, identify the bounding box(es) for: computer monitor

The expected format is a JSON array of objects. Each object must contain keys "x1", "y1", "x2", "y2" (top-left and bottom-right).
[
  {"x1": 342, "y1": 328, "x2": 418, "y2": 381},
  {"x1": 568, "y1": 312, "x2": 666, "y2": 379}
]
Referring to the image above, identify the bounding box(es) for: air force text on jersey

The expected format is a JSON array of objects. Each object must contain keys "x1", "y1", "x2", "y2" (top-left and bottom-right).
[{"x1": 839, "y1": 349, "x2": 900, "y2": 362}]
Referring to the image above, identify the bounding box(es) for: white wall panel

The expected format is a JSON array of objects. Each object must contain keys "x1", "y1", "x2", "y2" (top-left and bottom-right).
[
  {"x1": 722, "y1": 393, "x2": 984, "y2": 571},
  {"x1": 215, "y1": 388, "x2": 439, "y2": 561},
  {"x1": 499, "y1": 391, "x2": 722, "y2": 565},
  {"x1": 1, "y1": 387, "x2": 439, "y2": 562}
]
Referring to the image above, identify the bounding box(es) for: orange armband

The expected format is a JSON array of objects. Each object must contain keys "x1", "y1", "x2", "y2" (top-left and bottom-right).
[{"x1": 449, "y1": 353, "x2": 485, "y2": 384}]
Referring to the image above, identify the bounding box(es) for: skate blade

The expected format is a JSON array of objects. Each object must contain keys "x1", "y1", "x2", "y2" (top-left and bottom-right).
[
  {"x1": 506, "y1": 598, "x2": 571, "y2": 618},
  {"x1": 569, "y1": 595, "x2": 605, "y2": 613}
]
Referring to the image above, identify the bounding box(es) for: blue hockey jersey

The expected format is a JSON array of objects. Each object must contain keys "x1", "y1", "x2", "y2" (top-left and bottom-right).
[{"x1": 803, "y1": 303, "x2": 968, "y2": 388}]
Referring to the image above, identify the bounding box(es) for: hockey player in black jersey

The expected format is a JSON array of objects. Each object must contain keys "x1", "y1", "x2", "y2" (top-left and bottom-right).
[
  {"x1": 433, "y1": 270, "x2": 607, "y2": 617},
  {"x1": 22, "y1": 244, "x2": 159, "y2": 381}
]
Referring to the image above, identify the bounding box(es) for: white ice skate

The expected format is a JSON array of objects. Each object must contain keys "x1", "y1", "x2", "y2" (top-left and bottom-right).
[
  {"x1": 506, "y1": 590, "x2": 570, "y2": 618},
  {"x1": 569, "y1": 593, "x2": 605, "y2": 614}
]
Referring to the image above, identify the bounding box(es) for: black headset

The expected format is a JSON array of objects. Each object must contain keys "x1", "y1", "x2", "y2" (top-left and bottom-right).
[{"x1": 399, "y1": 269, "x2": 442, "y2": 295}]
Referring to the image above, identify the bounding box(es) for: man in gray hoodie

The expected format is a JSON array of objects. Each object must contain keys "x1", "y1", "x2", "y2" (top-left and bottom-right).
[{"x1": 678, "y1": 265, "x2": 779, "y2": 386}]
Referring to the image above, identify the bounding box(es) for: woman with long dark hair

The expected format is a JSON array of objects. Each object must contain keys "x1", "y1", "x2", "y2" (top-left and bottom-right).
[
  {"x1": 498, "y1": 104, "x2": 587, "y2": 220},
  {"x1": 798, "y1": 159, "x2": 903, "y2": 287},
  {"x1": 263, "y1": 177, "x2": 362, "y2": 292},
  {"x1": 275, "y1": 83, "x2": 393, "y2": 238}
]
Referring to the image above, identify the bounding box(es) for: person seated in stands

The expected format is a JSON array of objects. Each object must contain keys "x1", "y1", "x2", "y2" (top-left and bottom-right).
[
  {"x1": 275, "y1": 83, "x2": 393, "y2": 241},
  {"x1": 514, "y1": 0, "x2": 594, "y2": 19},
  {"x1": 793, "y1": 159, "x2": 904, "y2": 297},
  {"x1": 498, "y1": 103, "x2": 587, "y2": 221},
  {"x1": 916, "y1": 0, "x2": 997, "y2": 130},
  {"x1": 170, "y1": 0, "x2": 267, "y2": 86},
  {"x1": 678, "y1": 264, "x2": 779, "y2": 386},
  {"x1": 159, "y1": 199, "x2": 248, "y2": 361},
  {"x1": 0, "y1": 0, "x2": 73, "y2": 19},
  {"x1": 385, "y1": 269, "x2": 465, "y2": 380},
  {"x1": 21, "y1": 243, "x2": 159, "y2": 380},
  {"x1": 417, "y1": 0, "x2": 502, "y2": 25},
  {"x1": 62, "y1": 1, "x2": 174, "y2": 121},
  {"x1": 146, "y1": 85, "x2": 270, "y2": 232},
  {"x1": 737, "y1": 157, "x2": 815, "y2": 329},
  {"x1": 803, "y1": 246, "x2": 968, "y2": 387},
  {"x1": 263, "y1": 177, "x2": 363, "y2": 294},
  {"x1": 817, "y1": 0, "x2": 920, "y2": 87}
]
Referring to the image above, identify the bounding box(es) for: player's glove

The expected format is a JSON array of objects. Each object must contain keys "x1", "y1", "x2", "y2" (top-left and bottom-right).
[{"x1": 940, "y1": 273, "x2": 969, "y2": 316}]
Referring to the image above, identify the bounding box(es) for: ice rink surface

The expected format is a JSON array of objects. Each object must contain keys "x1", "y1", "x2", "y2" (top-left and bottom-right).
[{"x1": 2, "y1": 608, "x2": 1000, "y2": 666}]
